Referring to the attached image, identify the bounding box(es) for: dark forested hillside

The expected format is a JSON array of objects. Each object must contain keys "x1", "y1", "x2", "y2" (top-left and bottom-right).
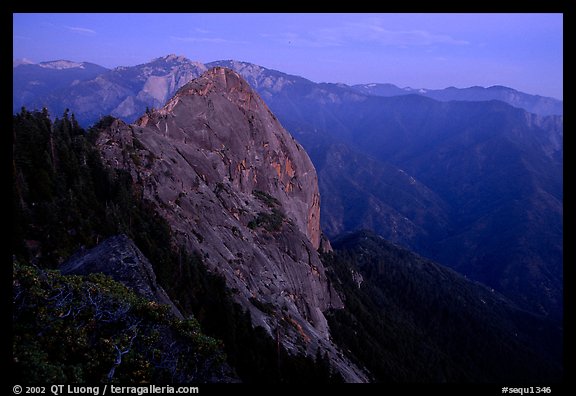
[
  {"x1": 323, "y1": 231, "x2": 563, "y2": 383},
  {"x1": 308, "y1": 140, "x2": 450, "y2": 249}
]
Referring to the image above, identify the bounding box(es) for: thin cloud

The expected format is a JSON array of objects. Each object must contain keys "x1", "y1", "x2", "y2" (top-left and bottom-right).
[
  {"x1": 280, "y1": 32, "x2": 341, "y2": 48},
  {"x1": 65, "y1": 26, "x2": 96, "y2": 35},
  {"x1": 276, "y1": 21, "x2": 468, "y2": 48},
  {"x1": 193, "y1": 28, "x2": 212, "y2": 34},
  {"x1": 346, "y1": 23, "x2": 469, "y2": 46},
  {"x1": 170, "y1": 36, "x2": 248, "y2": 45}
]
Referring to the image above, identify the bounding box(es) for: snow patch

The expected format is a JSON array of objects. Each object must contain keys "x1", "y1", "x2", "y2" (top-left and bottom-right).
[
  {"x1": 13, "y1": 58, "x2": 35, "y2": 67},
  {"x1": 39, "y1": 60, "x2": 85, "y2": 70}
]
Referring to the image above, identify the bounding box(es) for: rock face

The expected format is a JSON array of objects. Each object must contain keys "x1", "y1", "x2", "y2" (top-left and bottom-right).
[
  {"x1": 60, "y1": 234, "x2": 183, "y2": 319},
  {"x1": 96, "y1": 67, "x2": 366, "y2": 382},
  {"x1": 138, "y1": 67, "x2": 322, "y2": 249}
]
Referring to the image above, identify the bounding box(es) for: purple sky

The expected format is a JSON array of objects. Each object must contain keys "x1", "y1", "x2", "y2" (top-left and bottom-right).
[{"x1": 13, "y1": 13, "x2": 563, "y2": 100}]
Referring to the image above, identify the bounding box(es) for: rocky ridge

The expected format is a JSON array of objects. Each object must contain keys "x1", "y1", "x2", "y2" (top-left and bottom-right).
[
  {"x1": 96, "y1": 67, "x2": 367, "y2": 382},
  {"x1": 60, "y1": 234, "x2": 184, "y2": 319}
]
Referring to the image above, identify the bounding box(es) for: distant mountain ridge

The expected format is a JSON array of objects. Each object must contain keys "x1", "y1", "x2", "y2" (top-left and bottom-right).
[
  {"x1": 352, "y1": 82, "x2": 563, "y2": 116},
  {"x1": 14, "y1": 55, "x2": 562, "y2": 123},
  {"x1": 13, "y1": 55, "x2": 207, "y2": 125},
  {"x1": 13, "y1": 60, "x2": 109, "y2": 114}
]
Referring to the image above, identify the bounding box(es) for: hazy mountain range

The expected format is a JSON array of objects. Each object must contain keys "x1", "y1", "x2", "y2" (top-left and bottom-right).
[
  {"x1": 14, "y1": 55, "x2": 562, "y2": 126},
  {"x1": 13, "y1": 55, "x2": 563, "y2": 320},
  {"x1": 352, "y1": 83, "x2": 563, "y2": 116}
]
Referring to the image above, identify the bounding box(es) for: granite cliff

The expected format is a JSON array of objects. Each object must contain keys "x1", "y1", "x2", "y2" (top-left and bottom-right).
[
  {"x1": 60, "y1": 234, "x2": 184, "y2": 319},
  {"x1": 95, "y1": 67, "x2": 366, "y2": 381}
]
